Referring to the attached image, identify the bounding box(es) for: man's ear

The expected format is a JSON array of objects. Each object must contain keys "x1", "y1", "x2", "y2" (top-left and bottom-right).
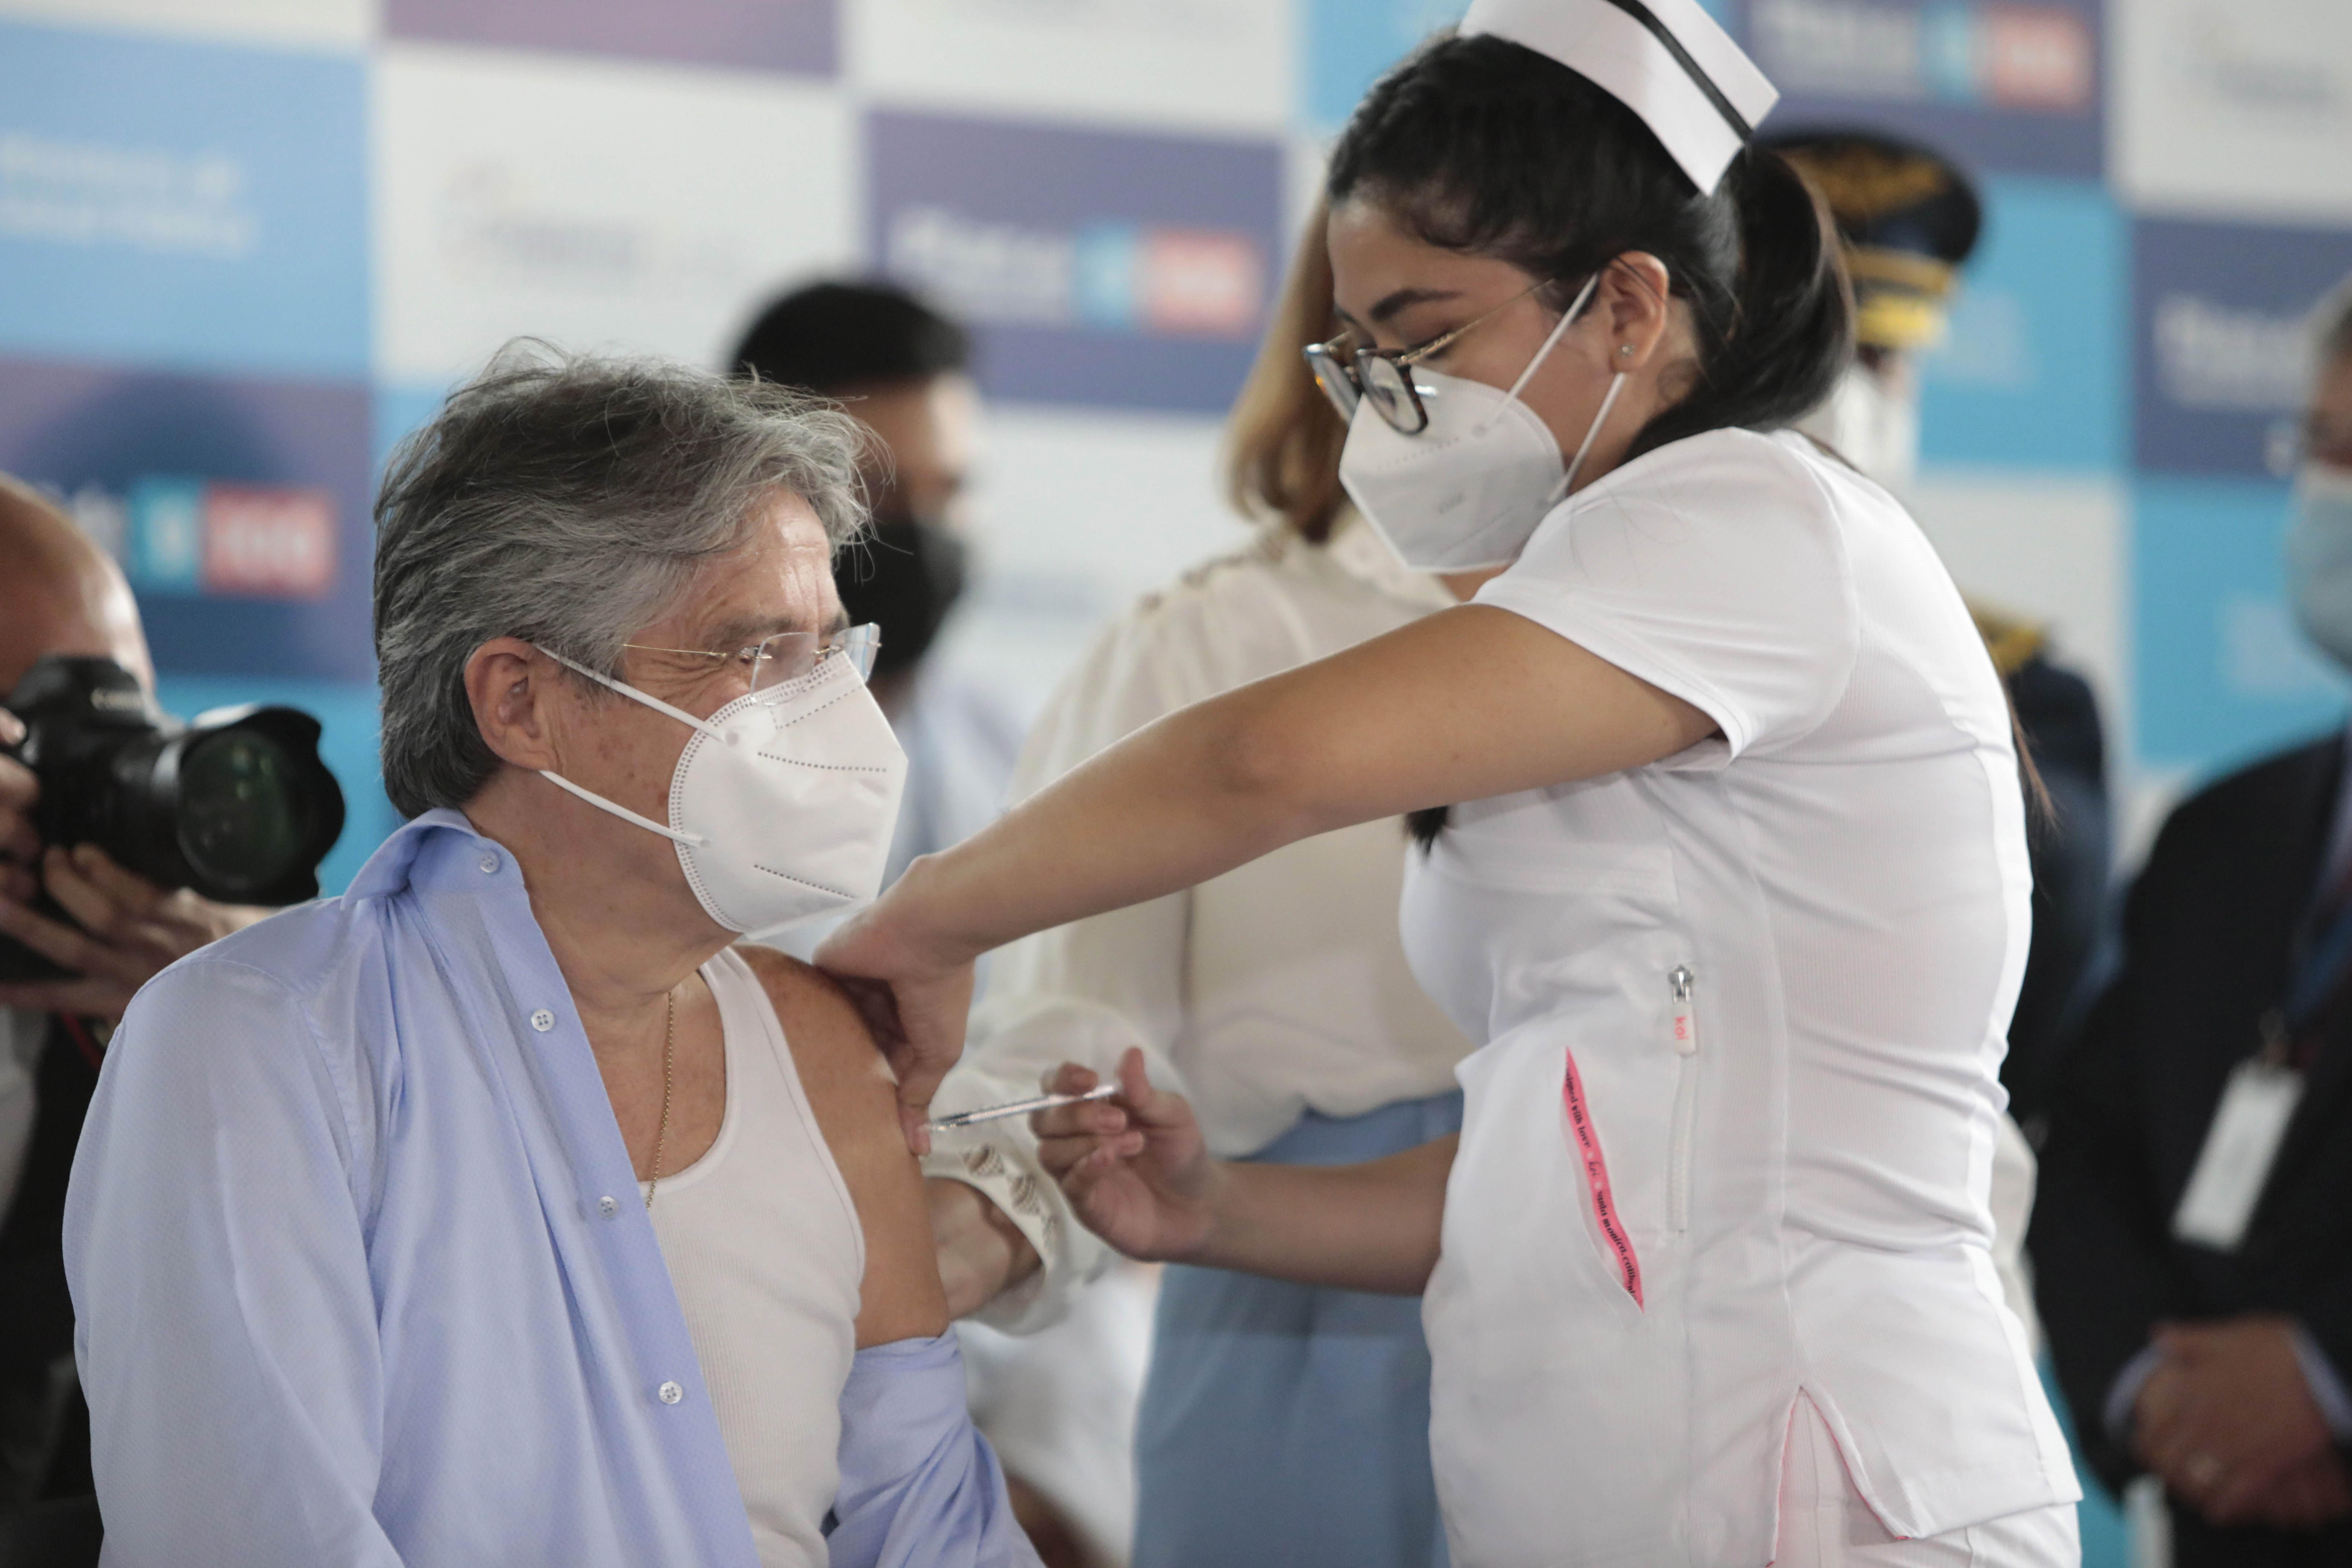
[{"x1": 464, "y1": 637, "x2": 567, "y2": 773}]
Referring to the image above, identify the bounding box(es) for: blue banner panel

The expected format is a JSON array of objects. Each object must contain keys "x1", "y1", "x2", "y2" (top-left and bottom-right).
[
  {"x1": 1728, "y1": 0, "x2": 2102, "y2": 178},
  {"x1": 1918, "y1": 176, "x2": 2124, "y2": 472},
  {"x1": 2135, "y1": 475, "x2": 2347, "y2": 774},
  {"x1": 2134, "y1": 217, "x2": 2352, "y2": 480},
  {"x1": 373, "y1": 381, "x2": 451, "y2": 482},
  {"x1": 385, "y1": 0, "x2": 836, "y2": 77},
  {"x1": 0, "y1": 21, "x2": 366, "y2": 379},
  {"x1": 154, "y1": 675, "x2": 398, "y2": 897},
  {"x1": 867, "y1": 111, "x2": 1284, "y2": 415},
  {"x1": 0, "y1": 358, "x2": 374, "y2": 683},
  {"x1": 1302, "y1": 0, "x2": 1466, "y2": 131}
]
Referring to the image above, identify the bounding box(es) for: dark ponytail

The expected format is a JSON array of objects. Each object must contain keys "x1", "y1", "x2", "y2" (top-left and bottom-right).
[
  {"x1": 1326, "y1": 34, "x2": 1851, "y2": 469},
  {"x1": 1332, "y1": 35, "x2": 1853, "y2": 851}
]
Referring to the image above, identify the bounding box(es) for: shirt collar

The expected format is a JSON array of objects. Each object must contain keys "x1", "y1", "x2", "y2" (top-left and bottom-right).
[
  {"x1": 1321, "y1": 506, "x2": 1458, "y2": 613},
  {"x1": 345, "y1": 807, "x2": 488, "y2": 900}
]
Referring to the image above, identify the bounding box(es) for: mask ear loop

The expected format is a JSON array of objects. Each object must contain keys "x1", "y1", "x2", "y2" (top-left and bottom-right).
[
  {"x1": 538, "y1": 767, "x2": 708, "y2": 847},
  {"x1": 1473, "y1": 271, "x2": 1605, "y2": 439},
  {"x1": 527, "y1": 643, "x2": 715, "y2": 847},
  {"x1": 1551, "y1": 370, "x2": 1630, "y2": 504}
]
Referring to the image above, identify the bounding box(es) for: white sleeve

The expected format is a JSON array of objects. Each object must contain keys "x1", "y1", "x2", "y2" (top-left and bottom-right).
[
  {"x1": 920, "y1": 601, "x2": 1213, "y2": 1335},
  {"x1": 1474, "y1": 432, "x2": 1860, "y2": 764}
]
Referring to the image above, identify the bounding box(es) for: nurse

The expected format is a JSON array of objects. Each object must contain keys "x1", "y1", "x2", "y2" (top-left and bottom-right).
[{"x1": 822, "y1": 0, "x2": 2083, "y2": 1562}]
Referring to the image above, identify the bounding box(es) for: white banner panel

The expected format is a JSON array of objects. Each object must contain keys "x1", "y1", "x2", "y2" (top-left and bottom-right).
[
  {"x1": 0, "y1": 0, "x2": 370, "y2": 48},
  {"x1": 2113, "y1": 0, "x2": 2352, "y2": 223},
  {"x1": 374, "y1": 43, "x2": 857, "y2": 385},
  {"x1": 941, "y1": 404, "x2": 1239, "y2": 720},
  {"x1": 848, "y1": 0, "x2": 1291, "y2": 136},
  {"x1": 1907, "y1": 467, "x2": 2131, "y2": 760}
]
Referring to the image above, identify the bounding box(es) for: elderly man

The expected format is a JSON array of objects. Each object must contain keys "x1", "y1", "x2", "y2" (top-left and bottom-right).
[
  {"x1": 0, "y1": 476, "x2": 265, "y2": 1511},
  {"x1": 62, "y1": 354, "x2": 1034, "y2": 1567}
]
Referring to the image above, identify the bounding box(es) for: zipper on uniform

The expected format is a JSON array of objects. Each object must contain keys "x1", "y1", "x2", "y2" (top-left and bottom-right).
[{"x1": 1667, "y1": 964, "x2": 1700, "y2": 1234}]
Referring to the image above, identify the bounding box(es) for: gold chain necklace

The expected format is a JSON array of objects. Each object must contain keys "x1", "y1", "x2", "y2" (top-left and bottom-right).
[{"x1": 642, "y1": 986, "x2": 676, "y2": 1210}]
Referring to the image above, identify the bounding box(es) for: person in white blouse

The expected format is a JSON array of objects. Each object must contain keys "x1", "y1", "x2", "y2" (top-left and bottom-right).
[
  {"x1": 828, "y1": 3, "x2": 2083, "y2": 1564},
  {"x1": 920, "y1": 200, "x2": 1473, "y2": 1568}
]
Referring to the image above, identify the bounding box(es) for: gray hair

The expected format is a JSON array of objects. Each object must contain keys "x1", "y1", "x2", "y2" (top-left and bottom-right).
[{"x1": 373, "y1": 343, "x2": 869, "y2": 818}]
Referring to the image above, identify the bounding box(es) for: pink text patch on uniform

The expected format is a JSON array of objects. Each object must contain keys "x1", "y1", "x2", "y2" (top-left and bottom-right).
[{"x1": 1562, "y1": 1047, "x2": 1643, "y2": 1308}]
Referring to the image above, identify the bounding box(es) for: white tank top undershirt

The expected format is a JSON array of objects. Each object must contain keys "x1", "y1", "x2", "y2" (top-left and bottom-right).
[{"x1": 646, "y1": 947, "x2": 866, "y2": 1568}]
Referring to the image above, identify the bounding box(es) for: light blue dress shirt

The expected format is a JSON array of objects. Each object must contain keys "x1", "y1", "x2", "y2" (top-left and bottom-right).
[{"x1": 62, "y1": 810, "x2": 1030, "y2": 1568}]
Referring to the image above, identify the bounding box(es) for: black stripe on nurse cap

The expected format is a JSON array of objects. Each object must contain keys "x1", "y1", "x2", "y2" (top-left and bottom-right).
[{"x1": 1459, "y1": 0, "x2": 1780, "y2": 194}]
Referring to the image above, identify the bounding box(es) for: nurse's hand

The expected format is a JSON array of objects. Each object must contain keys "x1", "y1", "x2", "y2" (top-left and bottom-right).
[
  {"x1": 817, "y1": 883, "x2": 977, "y2": 1155},
  {"x1": 1033, "y1": 1050, "x2": 1221, "y2": 1264}
]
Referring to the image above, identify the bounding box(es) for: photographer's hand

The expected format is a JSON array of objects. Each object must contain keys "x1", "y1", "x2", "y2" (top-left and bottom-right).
[
  {"x1": 0, "y1": 842, "x2": 268, "y2": 1021},
  {"x1": 0, "y1": 711, "x2": 40, "y2": 905}
]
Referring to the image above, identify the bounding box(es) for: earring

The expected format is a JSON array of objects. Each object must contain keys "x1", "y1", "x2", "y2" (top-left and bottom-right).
[{"x1": 1618, "y1": 344, "x2": 1633, "y2": 359}]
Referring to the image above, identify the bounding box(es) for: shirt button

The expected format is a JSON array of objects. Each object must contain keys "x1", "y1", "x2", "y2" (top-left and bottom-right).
[
  {"x1": 658, "y1": 1381, "x2": 684, "y2": 1405},
  {"x1": 597, "y1": 1195, "x2": 619, "y2": 1218},
  {"x1": 478, "y1": 852, "x2": 499, "y2": 874},
  {"x1": 530, "y1": 1009, "x2": 555, "y2": 1033}
]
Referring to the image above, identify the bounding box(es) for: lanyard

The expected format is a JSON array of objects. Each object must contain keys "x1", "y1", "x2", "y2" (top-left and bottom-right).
[{"x1": 2275, "y1": 885, "x2": 2352, "y2": 1052}]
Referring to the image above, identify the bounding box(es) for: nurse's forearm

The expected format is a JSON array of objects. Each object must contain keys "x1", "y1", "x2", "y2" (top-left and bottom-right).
[
  {"x1": 879, "y1": 605, "x2": 1710, "y2": 970},
  {"x1": 1192, "y1": 1135, "x2": 1455, "y2": 1296}
]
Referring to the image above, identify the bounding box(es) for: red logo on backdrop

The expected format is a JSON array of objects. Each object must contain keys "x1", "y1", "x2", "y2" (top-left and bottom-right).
[
  {"x1": 1983, "y1": 5, "x2": 2094, "y2": 111},
  {"x1": 1140, "y1": 229, "x2": 1265, "y2": 339},
  {"x1": 202, "y1": 484, "x2": 336, "y2": 599}
]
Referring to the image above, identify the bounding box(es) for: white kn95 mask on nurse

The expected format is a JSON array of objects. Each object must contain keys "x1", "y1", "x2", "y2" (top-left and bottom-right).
[
  {"x1": 1338, "y1": 272, "x2": 1629, "y2": 573},
  {"x1": 532, "y1": 644, "x2": 908, "y2": 938}
]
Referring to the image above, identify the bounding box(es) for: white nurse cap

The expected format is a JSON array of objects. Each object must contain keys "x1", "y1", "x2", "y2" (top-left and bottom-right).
[{"x1": 1458, "y1": 0, "x2": 1779, "y2": 194}]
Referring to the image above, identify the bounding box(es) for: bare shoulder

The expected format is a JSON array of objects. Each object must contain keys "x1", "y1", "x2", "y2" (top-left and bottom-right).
[
  {"x1": 734, "y1": 944, "x2": 948, "y2": 1344},
  {"x1": 735, "y1": 944, "x2": 895, "y2": 1105}
]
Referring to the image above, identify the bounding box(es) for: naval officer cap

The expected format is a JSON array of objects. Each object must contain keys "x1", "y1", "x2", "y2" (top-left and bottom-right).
[
  {"x1": 1761, "y1": 128, "x2": 1984, "y2": 350},
  {"x1": 1458, "y1": 0, "x2": 1780, "y2": 195}
]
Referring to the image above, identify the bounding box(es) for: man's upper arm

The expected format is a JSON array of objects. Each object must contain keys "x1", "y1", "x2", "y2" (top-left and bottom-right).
[
  {"x1": 64, "y1": 957, "x2": 401, "y2": 1565},
  {"x1": 740, "y1": 945, "x2": 950, "y2": 1347}
]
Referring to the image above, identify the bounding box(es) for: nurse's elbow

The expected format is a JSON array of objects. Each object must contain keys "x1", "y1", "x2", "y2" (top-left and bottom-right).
[{"x1": 1200, "y1": 692, "x2": 1339, "y2": 838}]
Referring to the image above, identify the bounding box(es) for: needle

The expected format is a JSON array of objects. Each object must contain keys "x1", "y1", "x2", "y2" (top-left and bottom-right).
[{"x1": 926, "y1": 1083, "x2": 1119, "y2": 1132}]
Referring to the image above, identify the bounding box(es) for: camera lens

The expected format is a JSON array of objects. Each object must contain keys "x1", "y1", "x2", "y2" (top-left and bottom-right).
[{"x1": 177, "y1": 729, "x2": 309, "y2": 897}]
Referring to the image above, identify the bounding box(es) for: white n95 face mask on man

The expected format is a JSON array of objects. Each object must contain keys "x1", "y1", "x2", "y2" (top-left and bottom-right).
[
  {"x1": 1338, "y1": 273, "x2": 1628, "y2": 573},
  {"x1": 533, "y1": 645, "x2": 908, "y2": 938},
  {"x1": 2286, "y1": 464, "x2": 2352, "y2": 673}
]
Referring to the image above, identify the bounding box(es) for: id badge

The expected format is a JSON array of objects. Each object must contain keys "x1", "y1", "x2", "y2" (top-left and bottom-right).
[{"x1": 2172, "y1": 1058, "x2": 2303, "y2": 1251}]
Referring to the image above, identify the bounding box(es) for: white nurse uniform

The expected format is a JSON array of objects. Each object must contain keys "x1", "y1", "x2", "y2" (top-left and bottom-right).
[{"x1": 1403, "y1": 428, "x2": 2080, "y2": 1566}]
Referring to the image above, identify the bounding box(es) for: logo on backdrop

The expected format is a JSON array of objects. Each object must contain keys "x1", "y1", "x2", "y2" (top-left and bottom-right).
[
  {"x1": 886, "y1": 209, "x2": 1264, "y2": 340},
  {"x1": 2135, "y1": 218, "x2": 2352, "y2": 477},
  {"x1": 0, "y1": 359, "x2": 373, "y2": 681},
  {"x1": 0, "y1": 21, "x2": 366, "y2": 379},
  {"x1": 1746, "y1": 0, "x2": 2093, "y2": 108},
  {"x1": 64, "y1": 479, "x2": 337, "y2": 600},
  {"x1": 1723, "y1": 0, "x2": 2102, "y2": 178},
  {"x1": 385, "y1": 0, "x2": 837, "y2": 76},
  {"x1": 867, "y1": 112, "x2": 1282, "y2": 414}
]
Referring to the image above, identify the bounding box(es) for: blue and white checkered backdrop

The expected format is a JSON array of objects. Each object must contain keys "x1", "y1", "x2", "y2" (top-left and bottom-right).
[{"x1": 0, "y1": 0, "x2": 2346, "y2": 894}]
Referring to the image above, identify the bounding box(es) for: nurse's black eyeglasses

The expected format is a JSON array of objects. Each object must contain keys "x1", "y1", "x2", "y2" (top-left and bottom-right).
[{"x1": 1303, "y1": 279, "x2": 1550, "y2": 436}]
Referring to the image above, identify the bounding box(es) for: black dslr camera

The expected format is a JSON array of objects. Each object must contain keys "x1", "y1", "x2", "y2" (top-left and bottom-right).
[{"x1": 0, "y1": 656, "x2": 347, "y2": 982}]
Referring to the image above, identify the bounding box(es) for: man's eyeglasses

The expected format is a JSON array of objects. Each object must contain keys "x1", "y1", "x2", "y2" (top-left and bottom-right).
[
  {"x1": 1303, "y1": 280, "x2": 1551, "y2": 436},
  {"x1": 621, "y1": 624, "x2": 882, "y2": 702},
  {"x1": 2268, "y1": 414, "x2": 2352, "y2": 477}
]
